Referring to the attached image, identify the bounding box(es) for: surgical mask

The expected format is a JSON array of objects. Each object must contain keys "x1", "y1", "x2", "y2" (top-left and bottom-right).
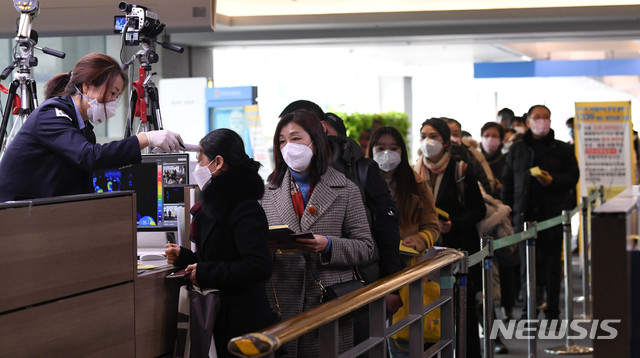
[
  {"x1": 420, "y1": 138, "x2": 443, "y2": 160},
  {"x1": 530, "y1": 119, "x2": 551, "y2": 137},
  {"x1": 450, "y1": 136, "x2": 462, "y2": 145},
  {"x1": 193, "y1": 161, "x2": 215, "y2": 190},
  {"x1": 482, "y1": 136, "x2": 501, "y2": 154},
  {"x1": 76, "y1": 86, "x2": 117, "y2": 125},
  {"x1": 373, "y1": 150, "x2": 401, "y2": 172},
  {"x1": 513, "y1": 126, "x2": 526, "y2": 134},
  {"x1": 281, "y1": 142, "x2": 313, "y2": 173}
]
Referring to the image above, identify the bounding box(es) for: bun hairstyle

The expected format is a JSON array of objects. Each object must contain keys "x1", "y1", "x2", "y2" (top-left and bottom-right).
[
  {"x1": 44, "y1": 53, "x2": 128, "y2": 100},
  {"x1": 199, "y1": 128, "x2": 261, "y2": 173}
]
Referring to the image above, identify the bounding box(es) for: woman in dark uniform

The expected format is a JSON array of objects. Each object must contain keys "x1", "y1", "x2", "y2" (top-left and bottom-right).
[{"x1": 0, "y1": 52, "x2": 182, "y2": 201}]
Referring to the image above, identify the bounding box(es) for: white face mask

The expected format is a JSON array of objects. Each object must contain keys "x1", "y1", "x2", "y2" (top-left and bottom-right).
[
  {"x1": 513, "y1": 126, "x2": 526, "y2": 134},
  {"x1": 87, "y1": 99, "x2": 117, "y2": 125},
  {"x1": 420, "y1": 138, "x2": 443, "y2": 160},
  {"x1": 281, "y1": 142, "x2": 313, "y2": 173},
  {"x1": 193, "y1": 161, "x2": 215, "y2": 190},
  {"x1": 482, "y1": 136, "x2": 501, "y2": 154},
  {"x1": 530, "y1": 119, "x2": 551, "y2": 137},
  {"x1": 373, "y1": 150, "x2": 401, "y2": 172},
  {"x1": 76, "y1": 86, "x2": 117, "y2": 125}
]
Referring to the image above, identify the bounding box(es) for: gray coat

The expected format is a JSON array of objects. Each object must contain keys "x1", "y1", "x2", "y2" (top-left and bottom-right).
[{"x1": 261, "y1": 166, "x2": 374, "y2": 357}]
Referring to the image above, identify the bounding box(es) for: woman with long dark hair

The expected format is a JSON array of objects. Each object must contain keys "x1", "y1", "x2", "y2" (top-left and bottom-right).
[
  {"x1": 366, "y1": 125, "x2": 440, "y2": 356},
  {"x1": 261, "y1": 109, "x2": 374, "y2": 357},
  {"x1": 366, "y1": 126, "x2": 439, "y2": 259},
  {"x1": 165, "y1": 128, "x2": 278, "y2": 358},
  {"x1": 0, "y1": 52, "x2": 182, "y2": 201}
]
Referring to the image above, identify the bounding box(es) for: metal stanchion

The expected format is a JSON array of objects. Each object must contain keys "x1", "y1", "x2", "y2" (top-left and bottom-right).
[
  {"x1": 544, "y1": 211, "x2": 593, "y2": 355},
  {"x1": 481, "y1": 236, "x2": 494, "y2": 358},
  {"x1": 578, "y1": 196, "x2": 592, "y2": 319},
  {"x1": 598, "y1": 185, "x2": 605, "y2": 205},
  {"x1": 525, "y1": 221, "x2": 537, "y2": 358},
  {"x1": 456, "y1": 252, "x2": 468, "y2": 358}
]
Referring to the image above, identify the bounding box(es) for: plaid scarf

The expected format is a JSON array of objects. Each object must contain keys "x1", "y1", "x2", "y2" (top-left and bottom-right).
[{"x1": 290, "y1": 173, "x2": 314, "y2": 220}]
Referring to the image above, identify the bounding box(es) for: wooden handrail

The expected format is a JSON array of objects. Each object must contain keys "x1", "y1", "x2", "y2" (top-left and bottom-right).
[{"x1": 228, "y1": 248, "x2": 464, "y2": 357}]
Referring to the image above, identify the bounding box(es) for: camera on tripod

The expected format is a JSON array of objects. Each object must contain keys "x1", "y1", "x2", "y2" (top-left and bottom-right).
[{"x1": 114, "y1": 2, "x2": 165, "y2": 46}]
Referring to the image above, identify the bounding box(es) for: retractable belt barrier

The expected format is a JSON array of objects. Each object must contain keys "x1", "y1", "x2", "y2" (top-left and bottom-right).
[
  {"x1": 469, "y1": 187, "x2": 602, "y2": 358},
  {"x1": 225, "y1": 187, "x2": 602, "y2": 358}
]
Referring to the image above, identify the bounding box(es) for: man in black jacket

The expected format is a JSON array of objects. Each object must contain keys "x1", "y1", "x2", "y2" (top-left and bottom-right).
[{"x1": 501, "y1": 105, "x2": 579, "y2": 321}]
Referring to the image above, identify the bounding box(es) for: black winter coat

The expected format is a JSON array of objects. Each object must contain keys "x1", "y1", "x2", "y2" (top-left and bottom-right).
[
  {"x1": 432, "y1": 159, "x2": 486, "y2": 256},
  {"x1": 500, "y1": 129, "x2": 579, "y2": 231},
  {"x1": 430, "y1": 158, "x2": 486, "y2": 290},
  {"x1": 175, "y1": 167, "x2": 278, "y2": 358},
  {"x1": 328, "y1": 135, "x2": 402, "y2": 282}
]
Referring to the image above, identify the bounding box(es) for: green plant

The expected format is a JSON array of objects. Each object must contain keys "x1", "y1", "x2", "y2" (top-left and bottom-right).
[{"x1": 333, "y1": 111, "x2": 410, "y2": 143}]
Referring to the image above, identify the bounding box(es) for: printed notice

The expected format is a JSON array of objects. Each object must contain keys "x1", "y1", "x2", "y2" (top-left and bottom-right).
[{"x1": 575, "y1": 102, "x2": 634, "y2": 199}]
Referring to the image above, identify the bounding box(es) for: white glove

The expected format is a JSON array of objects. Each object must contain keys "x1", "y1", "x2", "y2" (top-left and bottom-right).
[{"x1": 143, "y1": 130, "x2": 183, "y2": 153}]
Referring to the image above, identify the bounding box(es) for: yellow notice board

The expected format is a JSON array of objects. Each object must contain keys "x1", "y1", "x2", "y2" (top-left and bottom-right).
[{"x1": 575, "y1": 101, "x2": 635, "y2": 200}]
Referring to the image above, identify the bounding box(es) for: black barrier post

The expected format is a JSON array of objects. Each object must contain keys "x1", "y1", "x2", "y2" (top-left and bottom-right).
[
  {"x1": 544, "y1": 211, "x2": 594, "y2": 355},
  {"x1": 580, "y1": 195, "x2": 592, "y2": 319},
  {"x1": 456, "y1": 252, "x2": 468, "y2": 358},
  {"x1": 481, "y1": 236, "x2": 494, "y2": 358},
  {"x1": 525, "y1": 221, "x2": 537, "y2": 358}
]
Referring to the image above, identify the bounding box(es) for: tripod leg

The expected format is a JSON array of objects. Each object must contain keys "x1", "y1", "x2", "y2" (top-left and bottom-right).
[
  {"x1": 124, "y1": 89, "x2": 137, "y2": 138},
  {"x1": 147, "y1": 85, "x2": 162, "y2": 131},
  {"x1": 0, "y1": 80, "x2": 19, "y2": 153},
  {"x1": 26, "y1": 78, "x2": 38, "y2": 110}
]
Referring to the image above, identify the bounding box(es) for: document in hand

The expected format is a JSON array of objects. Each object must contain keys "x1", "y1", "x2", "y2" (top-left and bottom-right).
[
  {"x1": 436, "y1": 208, "x2": 450, "y2": 221},
  {"x1": 529, "y1": 166, "x2": 550, "y2": 180},
  {"x1": 268, "y1": 225, "x2": 313, "y2": 250},
  {"x1": 399, "y1": 241, "x2": 421, "y2": 256}
]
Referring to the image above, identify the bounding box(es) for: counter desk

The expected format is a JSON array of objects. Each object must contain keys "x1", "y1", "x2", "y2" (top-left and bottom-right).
[{"x1": 0, "y1": 192, "x2": 181, "y2": 358}]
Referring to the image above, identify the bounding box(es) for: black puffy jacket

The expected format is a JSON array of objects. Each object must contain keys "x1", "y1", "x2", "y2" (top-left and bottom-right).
[{"x1": 501, "y1": 129, "x2": 579, "y2": 231}]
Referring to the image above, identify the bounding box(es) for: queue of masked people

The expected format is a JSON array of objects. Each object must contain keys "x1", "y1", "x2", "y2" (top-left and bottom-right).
[
  {"x1": 0, "y1": 59, "x2": 578, "y2": 357},
  {"x1": 164, "y1": 99, "x2": 577, "y2": 358}
]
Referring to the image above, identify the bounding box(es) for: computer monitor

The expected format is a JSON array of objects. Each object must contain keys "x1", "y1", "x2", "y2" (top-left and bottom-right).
[{"x1": 92, "y1": 153, "x2": 190, "y2": 231}]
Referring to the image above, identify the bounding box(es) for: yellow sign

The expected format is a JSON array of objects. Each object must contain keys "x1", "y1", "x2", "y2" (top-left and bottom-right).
[{"x1": 574, "y1": 101, "x2": 635, "y2": 200}]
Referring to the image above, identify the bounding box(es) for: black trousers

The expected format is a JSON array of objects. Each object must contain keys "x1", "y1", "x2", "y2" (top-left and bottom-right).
[{"x1": 535, "y1": 226, "x2": 563, "y2": 319}]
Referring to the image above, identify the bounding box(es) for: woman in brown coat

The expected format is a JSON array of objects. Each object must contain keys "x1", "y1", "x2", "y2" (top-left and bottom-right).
[{"x1": 366, "y1": 126, "x2": 440, "y2": 356}]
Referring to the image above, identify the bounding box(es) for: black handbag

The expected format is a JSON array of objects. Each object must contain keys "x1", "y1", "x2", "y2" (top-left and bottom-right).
[
  {"x1": 321, "y1": 278, "x2": 365, "y2": 302},
  {"x1": 303, "y1": 254, "x2": 364, "y2": 303}
]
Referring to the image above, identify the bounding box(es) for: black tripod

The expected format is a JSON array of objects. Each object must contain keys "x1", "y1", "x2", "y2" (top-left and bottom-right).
[
  {"x1": 121, "y1": 36, "x2": 183, "y2": 153},
  {"x1": 0, "y1": 0, "x2": 65, "y2": 156}
]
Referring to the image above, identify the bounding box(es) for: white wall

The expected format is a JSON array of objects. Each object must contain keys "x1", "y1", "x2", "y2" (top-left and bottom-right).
[{"x1": 212, "y1": 44, "x2": 640, "y2": 160}]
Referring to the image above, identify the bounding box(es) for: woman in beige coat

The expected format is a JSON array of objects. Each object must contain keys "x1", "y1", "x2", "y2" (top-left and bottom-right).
[{"x1": 261, "y1": 109, "x2": 374, "y2": 357}]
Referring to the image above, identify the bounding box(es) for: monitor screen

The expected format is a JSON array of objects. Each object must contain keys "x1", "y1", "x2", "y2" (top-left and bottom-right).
[{"x1": 92, "y1": 153, "x2": 190, "y2": 231}]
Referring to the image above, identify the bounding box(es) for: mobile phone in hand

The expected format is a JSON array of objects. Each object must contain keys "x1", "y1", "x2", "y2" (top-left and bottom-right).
[{"x1": 166, "y1": 268, "x2": 190, "y2": 279}]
